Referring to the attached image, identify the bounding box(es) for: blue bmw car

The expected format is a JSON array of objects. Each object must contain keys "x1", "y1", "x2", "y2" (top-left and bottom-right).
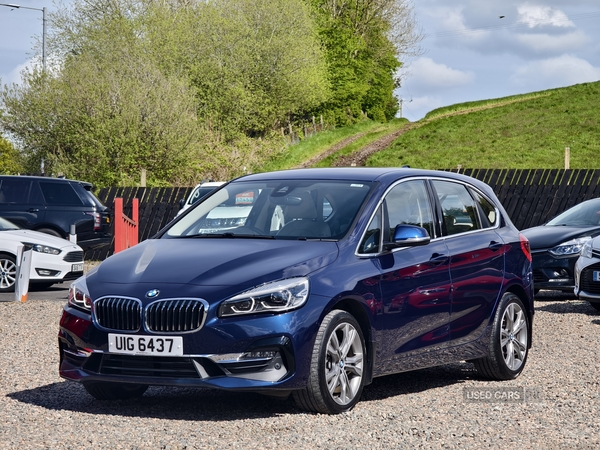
[{"x1": 59, "y1": 168, "x2": 534, "y2": 414}]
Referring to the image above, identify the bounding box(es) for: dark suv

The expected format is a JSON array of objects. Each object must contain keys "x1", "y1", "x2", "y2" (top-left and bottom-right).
[{"x1": 0, "y1": 175, "x2": 111, "y2": 251}]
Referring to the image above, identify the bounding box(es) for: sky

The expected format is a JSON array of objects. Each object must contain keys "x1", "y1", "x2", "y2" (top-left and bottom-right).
[
  {"x1": 1, "y1": 1, "x2": 600, "y2": 122},
  {"x1": 397, "y1": 0, "x2": 600, "y2": 120}
]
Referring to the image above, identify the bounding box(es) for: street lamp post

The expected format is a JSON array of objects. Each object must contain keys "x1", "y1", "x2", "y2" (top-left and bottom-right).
[{"x1": 0, "y1": 3, "x2": 47, "y2": 72}]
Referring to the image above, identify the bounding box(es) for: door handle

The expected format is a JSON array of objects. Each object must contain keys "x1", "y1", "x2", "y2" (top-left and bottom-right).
[
  {"x1": 489, "y1": 241, "x2": 503, "y2": 251},
  {"x1": 429, "y1": 253, "x2": 449, "y2": 265}
]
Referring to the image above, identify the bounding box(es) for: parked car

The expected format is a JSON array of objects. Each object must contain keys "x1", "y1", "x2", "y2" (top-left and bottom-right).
[
  {"x1": 0, "y1": 217, "x2": 84, "y2": 292},
  {"x1": 177, "y1": 181, "x2": 225, "y2": 216},
  {"x1": 574, "y1": 236, "x2": 600, "y2": 311},
  {"x1": 521, "y1": 198, "x2": 600, "y2": 294},
  {"x1": 58, "y1": 168, "x2": 534, "y2": 414},
  {"x1": 0, "y1": 175, "x2": 112, "y2": 251}
]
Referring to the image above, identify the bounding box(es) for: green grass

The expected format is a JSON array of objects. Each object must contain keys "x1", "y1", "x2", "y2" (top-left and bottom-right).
[
  {"x1": 263, "y1": 81, "x2": 600, "y2": 171},
  {"x1": 261, "y1": 119, "x2": 402, "y2": 172},
  {"x1": 367, "y1": 82, "x2": 600, "y2": 169}
]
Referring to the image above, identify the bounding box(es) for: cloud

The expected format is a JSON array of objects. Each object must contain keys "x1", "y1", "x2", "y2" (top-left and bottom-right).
[
  {"x1": 517, "y1": 3, "x2": 575, "y2": 28},
  {"x1": 407, "y1": 57, "x2": 475, "y2": 90},
  {"x1": 516, "y1": 30, "x2": 589, "y2": 54},
  {"x1": 0, "y1": 61, "x2": 30, "y2": 86},
  {"x1": 510, "y1": 55, "x2": 600, "y2": 88}
]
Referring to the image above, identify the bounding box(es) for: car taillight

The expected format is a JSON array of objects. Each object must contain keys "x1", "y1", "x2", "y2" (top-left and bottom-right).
[
  {"x1": 86, "y1": 212, "x2": 101, "y2": 231},
  {"x1": 520, "y1": 233, "x2": 532, "y2": 262}
]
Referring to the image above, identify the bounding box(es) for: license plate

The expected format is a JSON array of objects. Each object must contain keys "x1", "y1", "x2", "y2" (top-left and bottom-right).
[
  {"x1": 72, "y1": 263, "x2": 84, "y2": 272},
  {"x1": 108, "y1": 334, "x2": 183, "y2": 356},
  {"x1": 594, "y1": 271, "x2": 600, "y2": 282}
]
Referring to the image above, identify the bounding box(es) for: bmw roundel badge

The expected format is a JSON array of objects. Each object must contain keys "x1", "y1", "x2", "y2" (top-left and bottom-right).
[{"x1": 146, "y1": 289, "x2": 160, "y2": 298}]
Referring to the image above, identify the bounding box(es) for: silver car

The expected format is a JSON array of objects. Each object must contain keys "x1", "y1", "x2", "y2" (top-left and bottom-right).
[{"x1": 574, "y1": 236, "x2": 600, "y2": 311}]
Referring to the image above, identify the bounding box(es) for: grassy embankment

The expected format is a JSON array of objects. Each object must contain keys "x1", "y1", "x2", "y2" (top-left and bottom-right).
[{"x1": 267, "y1": 81, "x2": 600, "y2": 170}]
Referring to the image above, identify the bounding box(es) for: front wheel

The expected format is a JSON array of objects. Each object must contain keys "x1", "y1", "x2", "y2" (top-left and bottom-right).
[
  {"x1": 293, "y1": 310, "x2": 366, "y2": 414},
  {"x1": 473, "y1": 292, "x2": 529, "y2": 380},
  {"x1": 83, "y1": 381, "x2": 148, "y2": 400},
  {"x1": 0, "y1": 254, "x2": 17, "y2": 292}
]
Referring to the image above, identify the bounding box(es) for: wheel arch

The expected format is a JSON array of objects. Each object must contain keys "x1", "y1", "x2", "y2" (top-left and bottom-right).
[
  {"x1": 326, "y1": 297, "x2": 375, "y2": 385},
  {"x1": 33, "y1": 224, "x2": 67, "y2": 238}
]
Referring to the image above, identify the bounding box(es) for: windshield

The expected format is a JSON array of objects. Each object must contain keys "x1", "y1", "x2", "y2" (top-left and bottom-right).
[
  {"x1": 187, "y1": 186, "x2": 220, "y2": 206},
  {"x1": 165, "y1": 180, "x2": 374, "y2": 240},
  {"x1": 0, "y1": 217, "x2": 20, "y2": 231},
  {"x1": 547, "y1": 199, "x2": 600, "y2": 227}
]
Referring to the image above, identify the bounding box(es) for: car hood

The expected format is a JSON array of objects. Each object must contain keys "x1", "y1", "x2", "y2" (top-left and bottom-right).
[
  {"x1": 88, "y1": 238, "x2": 339, "y2": 290},
  {"x1": 0, "y1": 229, "x2": 82, "y2": 251},
  {"x1": 521, "y1": 225, "x2": 600, "y2": 249}
]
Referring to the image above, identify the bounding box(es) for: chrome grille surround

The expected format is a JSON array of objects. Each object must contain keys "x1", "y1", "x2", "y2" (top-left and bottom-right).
[
  {"x1": 145, "y1": 298, "x2": 208, "y2": 334},
  {"x1": 93, "y1": 296, "x2": 142, "y2": 332},
  {"x1": 93, "y1": 296, "x2": 208, "y2": 334}
]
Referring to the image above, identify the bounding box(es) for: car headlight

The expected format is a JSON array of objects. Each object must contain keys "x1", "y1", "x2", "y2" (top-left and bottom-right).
[
  {"x1": 219, "y1": 277, "x2": 309, "y2": 317},
  {"x1": 68, "y1": 278, "x2": 92, "y2": 311},
  {"x1": 580, "y1": 239, "x2": 594, "y2": 259},
  {"x1": 549, "y1": 236, "x2": 592, "y2": 257},
  {"x1": 31, "y1": 244, "x2": 61, "y2": 255},
  {"x1": 23, "y1": 242, "x2": 62, "y2": 255}
]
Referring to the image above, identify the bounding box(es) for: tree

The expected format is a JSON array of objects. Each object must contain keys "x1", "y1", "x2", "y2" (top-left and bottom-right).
[
  {"x1": 306, "y1": 0, "x2": 421, "y2": 125},
  {"x1": 0, "y1": 0, "x2": 328, "y2": 186},
  {"x1": 0, "y1": 135, "x2": 23, "y2": 174}
]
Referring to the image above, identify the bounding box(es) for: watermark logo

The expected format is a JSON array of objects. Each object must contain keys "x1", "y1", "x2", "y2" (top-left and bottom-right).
[{"x1": 463, "y1": 387, "x2": 543, "y2": 403}]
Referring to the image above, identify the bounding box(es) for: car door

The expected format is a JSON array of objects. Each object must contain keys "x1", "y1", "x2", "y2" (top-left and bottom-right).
[
  {"x1": 370, "y1": 179, "x2": 452, "y2": 369},
  {"x1": 431, "y1": 180, "x2": 505, "y2": 345}
]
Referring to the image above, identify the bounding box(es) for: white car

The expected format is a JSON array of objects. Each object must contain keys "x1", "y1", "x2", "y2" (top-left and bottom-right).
[
  {"x1": 0, "y1": 217, "x2": 84, "y2": 292},
  {"x1": 177, "y1": 181, "x2": 225, "y2": 216},
  {"x1": 574, "y1": 235, "x2": 600, "y2": 312}
]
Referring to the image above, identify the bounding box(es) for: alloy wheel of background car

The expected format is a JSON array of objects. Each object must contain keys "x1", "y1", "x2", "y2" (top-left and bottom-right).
[
  {"x1": 474, "y1": 292, "x2": 529, "y2": 379},
  {"x1": 83, "y1": 381, "x2": 149, "y2": 400},
  {"x1": 0, "y1": 254, "x2": 17, "y2": 292},
  {"x1": 293, "y1": 310, "x2": 366, "y2": 414}
]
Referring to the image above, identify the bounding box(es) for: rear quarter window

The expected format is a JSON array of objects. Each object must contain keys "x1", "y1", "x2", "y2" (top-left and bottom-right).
[{"x1": 39, "y1": 181, "x2": 85, "y2": 206}]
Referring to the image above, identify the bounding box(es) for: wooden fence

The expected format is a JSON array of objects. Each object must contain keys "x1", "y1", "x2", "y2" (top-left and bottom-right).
[{"x1": 84, "y1": 169, "x2": 600, "y2": 260}]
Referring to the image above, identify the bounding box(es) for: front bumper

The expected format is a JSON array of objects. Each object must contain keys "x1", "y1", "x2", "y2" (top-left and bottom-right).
[
  {"x1": 574, "y1": 257, "x2": 600, "y2": 302},
  {"x1": 58, "y1": 302, "x2": 319, "y2": 392},
  {"x1": 531, "y1": 250, "x2": 578, "y2": 291}
]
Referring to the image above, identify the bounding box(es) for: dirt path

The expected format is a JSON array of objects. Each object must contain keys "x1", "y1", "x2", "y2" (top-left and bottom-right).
[{"x1": 294, "y1": 133, "x2": 366, "y2": 168}]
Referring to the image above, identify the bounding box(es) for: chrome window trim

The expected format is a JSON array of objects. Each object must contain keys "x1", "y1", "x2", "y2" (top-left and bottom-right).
[{"x1": 355, "y1": 176, "x2": 502, "y2": 258}]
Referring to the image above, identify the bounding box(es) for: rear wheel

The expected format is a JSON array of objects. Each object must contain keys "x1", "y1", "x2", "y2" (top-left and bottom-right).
[
  {"x1": 293, "y1": 310, "x2": 366, "y2": 414},
  {"x1": 37, "y1": 228, "x2": 64, "y2": 238},
  {"x1": 474, "y1": 292, "x2": 529, "y2": 380},
  {"x1": 83, "y1": 381, "x2": 148, "y2": 400},
  {"x1": 0, "y1": 254, "x2": 17, "y2": 292}
]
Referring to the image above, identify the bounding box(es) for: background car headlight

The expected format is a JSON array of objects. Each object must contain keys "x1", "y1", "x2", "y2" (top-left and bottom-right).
[
  {"x1": 30, "y1": 243, "x2": 61, "y2": 255},
  {"x1": 219, "y1": 277, "x2": 309, "y2": 317},
  {"x1": 68, "y1": 279, "x2": 92, "y2": 311},
  {"x1": 580, "y1": 240, "x2": 594, "y2": 259},
  {"x1": 549, "y1": 236, "x2": 592, "y2": 257}
]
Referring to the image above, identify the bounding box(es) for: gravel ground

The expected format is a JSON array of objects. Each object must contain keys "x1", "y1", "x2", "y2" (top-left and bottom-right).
[{"x1": 1, "y1": 290, "x2": 599, "y2": 449}]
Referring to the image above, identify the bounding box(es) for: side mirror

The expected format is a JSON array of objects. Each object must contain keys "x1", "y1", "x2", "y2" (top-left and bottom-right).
[
  {"x1": 179, "y1": 199, "x2": 184, "y2": 209},
  {"x1": 383, "y1": 224, "x2": 430, "y2": 251}
]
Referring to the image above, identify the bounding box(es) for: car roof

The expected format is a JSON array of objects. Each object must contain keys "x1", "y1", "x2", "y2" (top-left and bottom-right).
[
  {"x1": 0, "y1": 175, "x2": 93, "y2": 188},
  {"x1": 236, "y1": 167, "x2": 491, "y2": 191}
]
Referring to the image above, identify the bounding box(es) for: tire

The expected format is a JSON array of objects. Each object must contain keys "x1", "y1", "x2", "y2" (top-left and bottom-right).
[
  {"x1": 293, "y1": 310, "x2": 366, "y2": 414},
  {"x1": 0, "y1": 254, "x2": 17, "y2": 292},
  {"x1": 473, "y1": 292, "x2": 529, "y2": 380},
  {"x1": 37, "y1": 228, "x2": 64, "y2": 238},
  {"x1": 588, "y1": 302, "x2": 600, "y2": 312},
  {"x1": 83, "y1": 381, "x2": 148, "y2": 400}
]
